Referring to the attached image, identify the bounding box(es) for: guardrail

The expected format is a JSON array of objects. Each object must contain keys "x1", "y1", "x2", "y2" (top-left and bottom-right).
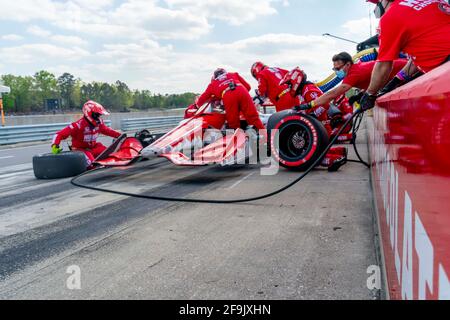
[
  {"x1": 121, "y1": 116, "x2": 183, "y2": 132},
  {"x1": 0, "y1": 121, "x2": 111, "y2": 145},
  {"x1": 1, "y1": 110, "x2": 278, "y2": 145}
]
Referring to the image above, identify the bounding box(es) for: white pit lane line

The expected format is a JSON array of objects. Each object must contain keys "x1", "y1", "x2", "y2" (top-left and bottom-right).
[
  {"x1": 227, "y1": 172, "x2": 254, "y2": 190},
  {"x1": 0, "y1": 156, "x2": 14, "y2": 160}
]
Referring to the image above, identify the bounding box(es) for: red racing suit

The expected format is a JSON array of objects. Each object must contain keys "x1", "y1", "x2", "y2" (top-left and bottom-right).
[
  {"x1": 256, "y1": 67, "x2": 301, "y2": 112},
  {"x1": 196, "y1": 72, "x2": 265, "y2": 130},
  {"x1": 378, "y1": 0, "x2": 450, "y2": 73},
  {"x1": 298, "y1": 82, "x2": 347, "y2": 168},
  {"x1": 52, "y1": 117, "x2": 121, "y2": 167}
]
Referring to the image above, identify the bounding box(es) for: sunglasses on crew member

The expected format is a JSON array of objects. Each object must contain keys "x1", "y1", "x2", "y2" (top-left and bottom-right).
[{"x1": 332, "y1": 63, "x2": 349, "y2": 72}]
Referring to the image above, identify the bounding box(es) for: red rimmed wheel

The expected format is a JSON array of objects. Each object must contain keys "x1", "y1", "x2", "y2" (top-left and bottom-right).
[{"x1": 267, "y1": 110, "x2": 329, "y2": 171}]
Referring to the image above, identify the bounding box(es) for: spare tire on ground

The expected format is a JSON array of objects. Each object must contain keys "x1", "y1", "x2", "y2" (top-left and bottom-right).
[
  {"x1": 267, "y1": 110, "x2": 329, "y2": 171},
  {"x1": 33, "y1": 151, "x2": 87, "y2": 179}
]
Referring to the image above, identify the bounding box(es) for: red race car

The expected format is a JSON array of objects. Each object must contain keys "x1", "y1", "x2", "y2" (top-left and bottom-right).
[{"x1": 94, "y1": 101, "x2": 340, "y2": 172}]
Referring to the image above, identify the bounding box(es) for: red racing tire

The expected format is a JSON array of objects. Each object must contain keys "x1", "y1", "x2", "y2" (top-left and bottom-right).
[{"x1": 267, "y1": 110, "x2": 329, "y2": 171}]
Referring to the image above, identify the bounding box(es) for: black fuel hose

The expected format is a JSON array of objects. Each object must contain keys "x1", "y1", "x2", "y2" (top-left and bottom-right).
[
  {"x1": 350, "y1": 111, "x2": 370, "y2": 168},
  {"x1": 71, "y1": 109, "x2": 368, "y2": 204}
]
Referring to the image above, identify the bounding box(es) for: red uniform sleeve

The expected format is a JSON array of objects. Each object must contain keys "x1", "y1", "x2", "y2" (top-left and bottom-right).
[
  {"x1": 236, "y1": 73, "x2": 251, "y2": 91},
  {"x1": 342, "y1": 65, "x2": 362, "y2": 88},
  {"x1": 99, "y1": 122, "x2": 121, "y2": 138},
  {"x1": 377, "y1": 13, "x2": 404, "y2": 62},
  {"x1": 52, "y1": 123, "x2": 75, "y2": 146},
  {"x1": 196, "y1": 82, "x2": 214, "y2": 107},
  {"x1": 257, "y1": 75, "x2": 268, "y2": 98}
]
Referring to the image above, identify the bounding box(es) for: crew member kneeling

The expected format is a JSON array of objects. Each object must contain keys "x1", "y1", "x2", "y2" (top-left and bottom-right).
[
  {"x1": 280, "y1": 68, "x2": 348, "y2": 172},
  {"x1": 51, "y1": 101, "x2": 122, "y2": 169}
]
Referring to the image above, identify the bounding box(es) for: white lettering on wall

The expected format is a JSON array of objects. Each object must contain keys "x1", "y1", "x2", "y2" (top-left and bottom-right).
[
  {"x1": 401, "y1": 192, "x2": 414, "y2": 300},
  {"x1": 372, "y1": 111, "x2": 449, "y2": 300},
  {"x1": 415, "y1": 213, "x2": 434, "y2": 300}
]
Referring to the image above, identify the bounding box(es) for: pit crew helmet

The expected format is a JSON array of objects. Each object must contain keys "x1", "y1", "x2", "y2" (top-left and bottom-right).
[
  {"x1": 83, "y1": 100, "x2": 109, "y2": 126},
  {"x1": 279, "y1": 67, "x2": 307, "y2": 97}
]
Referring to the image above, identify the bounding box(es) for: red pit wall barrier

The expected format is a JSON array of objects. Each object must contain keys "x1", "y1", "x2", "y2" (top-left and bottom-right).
[{"x1": 368, "y1": 62, "x2": 450, "y2": 300}]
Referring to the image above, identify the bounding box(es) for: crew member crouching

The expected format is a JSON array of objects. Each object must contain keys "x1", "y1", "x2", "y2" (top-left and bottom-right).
[
  {"x1": 280, "y1": 68, "x2": 348, "y2": 172},
  {"x1": 51, "y1": 100, "x2": 122, "y2": 169}
]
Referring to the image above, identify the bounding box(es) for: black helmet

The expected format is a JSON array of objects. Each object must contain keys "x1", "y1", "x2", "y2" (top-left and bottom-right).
[{"x1": 212, "y1": 68, "x2": 227, "y2": 80}]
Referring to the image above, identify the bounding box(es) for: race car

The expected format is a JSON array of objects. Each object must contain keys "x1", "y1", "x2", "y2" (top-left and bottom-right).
[
  {"x1": 34, "y1": 101, "x2": 347, "y2": 179},
  {"x1": 94, "y1": 101, "x2": 332, "y2": 172}
]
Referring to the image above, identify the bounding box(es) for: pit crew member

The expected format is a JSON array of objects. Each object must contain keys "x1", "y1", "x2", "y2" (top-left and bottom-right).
[
  {"x1": 251, "y1": 61, "x2": 301, "y2": 112},
  {"x1": 280, "y1": 68, "x2": 348, "y2": 172},
  {"x1": 298, "y1": 52, "x2": 407, "y2": 111},
  {"x1": 360, "y1": 0, "x2": 450, "y2": 111},
  {"x1": 195, "y1": 68, "x2": 265, "y2": 131},
  {"x1": 51, "y1": 100, "x2": 122, "y2": 168}
]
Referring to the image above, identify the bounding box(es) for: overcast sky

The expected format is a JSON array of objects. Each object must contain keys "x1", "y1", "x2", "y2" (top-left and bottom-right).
[{"x1": 0, "y1": 0, "x2": 377, "y2": 94}]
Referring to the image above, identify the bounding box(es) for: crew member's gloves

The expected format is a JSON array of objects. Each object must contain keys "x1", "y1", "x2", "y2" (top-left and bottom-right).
[
  {"x1": 348, "y1": 92, "x2": 364, "y2": 107},
  {"x1": 293, "y1": 102, "x2": 314, "y2": 112},
  {"x1": 378, "y1": 77, "x2": 402, "y2": 96},
  {"x1": 358, "y1": 92, "x2": 378, "y2": 112},
  {"x1": 51, "y1": 144, "x2": 63, "y2": 154}
]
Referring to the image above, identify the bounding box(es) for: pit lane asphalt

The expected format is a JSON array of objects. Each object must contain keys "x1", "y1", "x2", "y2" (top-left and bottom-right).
[
  {"x1": 0, "y1": 122, "x2": 382, "y2": 300},
  {"x1": 0, "y1": 136, "x2": 116, "y2": 167}
]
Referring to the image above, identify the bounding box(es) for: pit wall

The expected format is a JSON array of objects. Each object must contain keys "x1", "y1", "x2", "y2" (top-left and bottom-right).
[{"x1": 368, "y1": 62, "x2": 450, "y2": 300}]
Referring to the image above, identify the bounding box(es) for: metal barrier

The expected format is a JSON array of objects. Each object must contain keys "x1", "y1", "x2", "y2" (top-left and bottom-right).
[
  {"x1": 121, "y1": 116, "x2": 183, "y2": 132},
  {"x1": 1, "y1": 110, "x2": 278, "y2": 145},
  {"x1": 0, "y1": 121, "x2": 111, "y2": 145}
]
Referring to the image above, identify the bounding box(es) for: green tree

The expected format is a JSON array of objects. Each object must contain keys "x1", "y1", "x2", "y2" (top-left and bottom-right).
[
  {"x1": 1, "y1": 74, "x2": 35, "y2": 113},
  {"x1": 114, "y1": 80, "x2": 133, "y2": 111},
  {"x1": 57, "y1": 73, "x2": 76, "y2": 109},
  {"x1": 2, "y1": 71, "x2": 200, "y2": 113},
  {"x1": 98, "y1": 82, "x2": 116, "y2": 110},
  {"x1": 71, "y1": 79, "x2": 83, "y2": 109},
  {"x1": 33, "y1": 70, "x2": 58, "y2": 111}
]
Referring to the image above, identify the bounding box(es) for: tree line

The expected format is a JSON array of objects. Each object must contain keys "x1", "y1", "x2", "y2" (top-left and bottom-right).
[{"x1": 0, "y1": 71, "x2": 197, "y2": 114}]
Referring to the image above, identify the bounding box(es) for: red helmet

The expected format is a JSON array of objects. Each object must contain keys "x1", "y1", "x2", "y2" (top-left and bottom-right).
[
  {"x1": 82, "y1": 100, "x2": 109, "y2": 125},
  {"x1": 212, "y1": 68, "x2": 227, "y2": 80},
  {"x1": 279, "y1": 67, "x2": 307, "y2": 97},
  {"x1": 366, "y1": 0, "x2": 378, "y2": 3},
  {"x1": 251, "y1": 61, "x2": 267, "y2": 79}
]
